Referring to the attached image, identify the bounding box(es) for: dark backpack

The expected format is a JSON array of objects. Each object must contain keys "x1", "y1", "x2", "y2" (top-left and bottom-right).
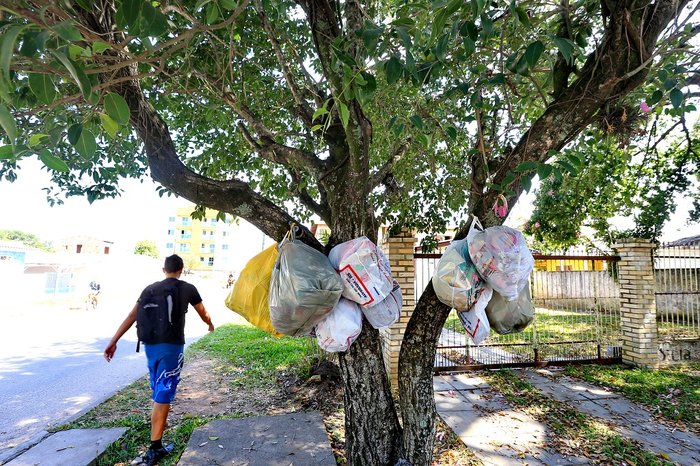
[{"x1": 136, "y1": 280, "x2": 182, "y2": 351}]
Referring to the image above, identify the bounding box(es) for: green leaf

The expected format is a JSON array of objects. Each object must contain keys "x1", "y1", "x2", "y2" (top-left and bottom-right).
[
  {"x1": 0, "y1": 145, "x2": 13, "y2": 159},
  {"x1": 92, "y1": 41, "x2": 111, "y2": 54},
  {"x1": 0, "y1": 104, "x2": 17, "y2": 144},
  {"x1": 557, "y1": 159, "x2": 577, "y2": 175},
  {"x1": 670, "y1": 88, "x2": 684, "y2": 108},
  {"x1": 205, "y1": 3, "x2": 219, "y2": 24},
  {"x1": 19, "y1": 30, "x2": 49, "y2": 57},
  {"x1": 53, "y1": 21, "x2": 82, "y2": 42},
  {"x1": 649, "y1": 89, "x2": 663, "y2": 105},
  {"x1": 445, "y1": 126, "x2": 457, "y2": 140},
  {"x1": 38, "y1": 149, "x2": 69, "y2": 172},
  {"x1": 514, "y1": 55, "x2": 530, "y2": 76},
  {"x1": 409, "y1": 115, "x2": 424, "y2": 130},
  {"x1": 103, "y1": 93, "x2": 130, "y2": 125},
  {"x1": 537, "y1": 163, "x2": 553, "y2": 180},
  {"x1": 459, "y1": 21, "x2": 478, "y2": 41},
  {"x1": 566, "y1": 153, "x2": 583, "y2": 169},
  {"x1": 67, "y1": 123, "x2": 83, "y2": 145},
  {"x1": 521, "y1": 176, "x2": 532, "y2": 193},
  {"x1": 28, "y1": 133, "x2": 49, "y2": 148},
  {"x1": 0, "y1": 25, "x2": 26, "y2": 81},
  {"x1": 385, "y1": 56, "x2": 403, "y2": 85},
  {"x1": 524, "y1": 40, "x2": 544, "y2": 68},
  {"x1": 550, "y1": 35, "x2": 574, "y2": 64},
  {"x1": 515, "y1": 160, "x2": 539, "y2": 172},
  {"x1": 73, "y1": 128, "x2": 97, "y2": 159},
  {"x1": 220, "y1": 0, "x2": 238, "y2": 9},
  {"x1": 392, "y1": 123, "x2": 404, "y2": 137},
  {"x1": 120, "y1": 0, "x2": 143, "y2": 28},
  {"x1": 28, "y1": 73, "x2": 57, "y2": 105},
  {"x1": 312, "y1": 106, "x2": 328, "y2": 121},
  {"x1": 310, "y1": 124, "x2": 323, "y2": 132},
  {"x1": 338, "y1": 101, "x2": 349, "y2": 129},
  {"x1": 100, "y1": 113, "x2": 119, "y2": 139},
  {"x1": 52, "y1": 51, "x2": 92, "y2": 99}
]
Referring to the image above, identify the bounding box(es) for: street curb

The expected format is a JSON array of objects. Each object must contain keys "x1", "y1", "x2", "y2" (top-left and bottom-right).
[{"x1": 0, "y1": 430, "x2": 51, "y2": 465}]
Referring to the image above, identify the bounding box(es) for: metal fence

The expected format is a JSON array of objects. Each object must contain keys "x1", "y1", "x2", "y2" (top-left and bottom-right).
[
  {"x1": 418, "y1": 249, "x2": 623, "y2": 371},
  {"x1": 654, "y1": 243, "x2": 700, "y2": 340}
]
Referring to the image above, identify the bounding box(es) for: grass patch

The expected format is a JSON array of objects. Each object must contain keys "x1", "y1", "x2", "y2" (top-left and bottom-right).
[
  {"x1": 54, "y1": 323, "x2": 317, "y2": 465},
  {"x1": 187, "y1": 324, "x2": 315, "y2": 387},
  {"x1": 484, "y1": 370, "x2": 674, "y2": 465},
  {"x1": 564, "y1": 363, "x2": 700, "y2": 433}
]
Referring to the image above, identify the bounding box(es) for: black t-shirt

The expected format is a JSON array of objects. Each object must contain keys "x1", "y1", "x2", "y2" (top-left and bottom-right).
[{"x1": 138, "y1": 278, "x2": 202, "y2": 344}]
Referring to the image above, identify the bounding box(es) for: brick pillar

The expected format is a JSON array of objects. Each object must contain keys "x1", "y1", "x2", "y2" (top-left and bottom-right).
[
  {"x1": 614, "y1": 239, "x2": 658, "y2": 369},
  {"x1": 380, "y1": 228, "x2": 416, "y2": 390}
]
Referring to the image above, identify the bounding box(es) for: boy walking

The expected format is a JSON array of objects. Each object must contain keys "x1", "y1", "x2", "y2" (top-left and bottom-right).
[{"x1": 104, "y1": 254, "x2": 215, "y2": 465}]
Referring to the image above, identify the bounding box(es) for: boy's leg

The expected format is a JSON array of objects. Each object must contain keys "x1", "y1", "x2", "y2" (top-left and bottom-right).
[{"x1": 151, "y1": 402, "x2": 170, "y2": 441}]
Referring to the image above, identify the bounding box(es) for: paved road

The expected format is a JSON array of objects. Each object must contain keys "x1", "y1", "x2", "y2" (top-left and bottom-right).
[{"x1": 0, "y1": 276, "x2": 238, "y2": 458}]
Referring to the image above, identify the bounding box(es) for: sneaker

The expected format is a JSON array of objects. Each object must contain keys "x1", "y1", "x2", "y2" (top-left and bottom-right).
[{"x1": 143, "y1": 443, "x2": 173, "y2": 466}]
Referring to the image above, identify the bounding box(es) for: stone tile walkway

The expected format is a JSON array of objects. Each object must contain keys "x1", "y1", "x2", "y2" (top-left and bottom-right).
[
  {"x1": 435, "y1": 369, "x2": 700, "y2": 466},
  {"x1": 434, "y1": 373, "x2": 589, "y2": 465},
  {"x1": 523, "y1": 369, "x2": 700, "y2": 466}
]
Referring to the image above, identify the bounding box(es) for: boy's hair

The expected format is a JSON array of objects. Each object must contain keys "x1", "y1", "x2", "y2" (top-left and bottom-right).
[{"x1": 164, "y1": 254, "x2": 184, "y2": 273}]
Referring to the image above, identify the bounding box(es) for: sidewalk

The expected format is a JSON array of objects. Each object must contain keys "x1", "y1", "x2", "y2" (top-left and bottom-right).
[{"x1": 435, "y1": 368, "x2": 700, "y2": 466}]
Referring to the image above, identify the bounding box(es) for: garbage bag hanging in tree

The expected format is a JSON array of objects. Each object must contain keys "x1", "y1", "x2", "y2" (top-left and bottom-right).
[
  {"x1": 456, "y1": 287, "x2": 492, "y2": 344},
  {"x1": 432, "y1": 237, "x2": 490, "y2": 312},
  {"x1": 485, "y1": 286, "x2": 534, "y2": 335},
  {"x1": 467, "y1": 217, "x2": 534, "y2": 301},
  {"x1": 224, "y1": 244, "x2": 282, "y2": 337},
  {"x1": 315, "y1": 298, "x2": 363, "y2": 353},
  {"x1": 328, "y1": 237, "x2": 395, "y2": 307},
  {"x1": 362, "y1": 280, "x2": 401, "y2": 329},
  {"x1": 269, "y1": 230, "x2": 343, "y2": 336}
]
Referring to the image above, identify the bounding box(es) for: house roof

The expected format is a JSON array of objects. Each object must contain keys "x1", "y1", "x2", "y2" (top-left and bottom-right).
[{"x1": 665, "y1": 235, "x2": 700, "y2": 246}]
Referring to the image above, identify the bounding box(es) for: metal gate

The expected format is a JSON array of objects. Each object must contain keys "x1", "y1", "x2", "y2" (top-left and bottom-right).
[
  {"x1": 419, "y1": 250, "x2": 623, "y2": 372},
  {"x1": 654, "y1": 241, "x2": 700, "y2": 341}
]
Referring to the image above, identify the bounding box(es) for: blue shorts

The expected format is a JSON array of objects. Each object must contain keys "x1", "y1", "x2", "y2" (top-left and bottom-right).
[{"x1": 144, "y1": 343, "x2": 185, "y2": 404}]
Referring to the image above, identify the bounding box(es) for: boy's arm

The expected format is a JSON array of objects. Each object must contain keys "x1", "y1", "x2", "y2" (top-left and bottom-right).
[
  {"x1": 103, "y1": 303, "x2": 138, "y2": 362},
  {"x1": 193, "y1": 302, "x2": 215, "y2": 332}
]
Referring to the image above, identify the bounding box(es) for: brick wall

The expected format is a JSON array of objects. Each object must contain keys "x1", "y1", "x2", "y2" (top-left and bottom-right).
[{"x1": 380, "y1": 228, "x2": 416, "y2": 389}]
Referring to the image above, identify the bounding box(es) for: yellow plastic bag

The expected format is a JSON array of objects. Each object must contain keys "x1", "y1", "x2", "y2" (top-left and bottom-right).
[{"x1": 225, "y1": 244, "x2": 282, "y2": 337}]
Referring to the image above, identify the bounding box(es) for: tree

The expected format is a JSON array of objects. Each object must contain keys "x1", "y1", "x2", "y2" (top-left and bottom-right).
[
  {"x1": 0, "y1": 229, "x2": 52, "y2": 251},
  {"x1": 133, "y1": 239, "x2": 158, "y2": 257},
  {"x1": 0, "y1": 1, "x2": 697, "y2": 464}
]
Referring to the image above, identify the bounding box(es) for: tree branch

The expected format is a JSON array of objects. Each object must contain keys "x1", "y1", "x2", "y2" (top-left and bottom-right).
[
  {"x1": 369, "y1": 140, "x2": 410, "y2": 190},
  {"x1": 256, "y1": 0, "x2": 314, "y2": 126}
]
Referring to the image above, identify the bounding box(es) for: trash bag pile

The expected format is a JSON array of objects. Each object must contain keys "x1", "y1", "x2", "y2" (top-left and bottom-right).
[
  {"x1": 432, "y1": 217, "x2": 535, "y2": 343},
  {"x1": 225, "y1": 226, "x2": 401, "y2": 353}
]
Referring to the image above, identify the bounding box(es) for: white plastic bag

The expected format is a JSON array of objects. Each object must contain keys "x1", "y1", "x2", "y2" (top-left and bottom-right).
[
  {"x1": 269, "y1": 236, "x2": 343, "y2": 336},
  {"x1": 315, "y1": 298, "x2": 363, "y2": 352},
  {"x1": 486, "y1": 286, "x2": 534, "y2": 334},
  {"x1": 456, "y1": 286, "x2": 493, "y2": 344},
  {"x1": 432, "y1": 237, "x2": 489, "y2": 311},
  {"x1": 467, "y1": 217, "x2": 534, "y2": 301},
  {"x1": 362, "y1": 281, "x2": 401, "y2": 329},
  {"x1": 329, "y1": 237, "x2": 395, "y2": 307}
]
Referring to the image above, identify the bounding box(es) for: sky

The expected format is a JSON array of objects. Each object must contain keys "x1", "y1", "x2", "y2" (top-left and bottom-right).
[{"x1": 0, "y1": 156, "x2": 698, "y2": 254}]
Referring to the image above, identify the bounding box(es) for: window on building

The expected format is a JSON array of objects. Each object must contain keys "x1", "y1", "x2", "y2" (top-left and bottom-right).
[
  {"x1": 201, "y1": 243, "x2": 206, "y2": 249},
  {"x1": 208, "y1": 257, "x2": 214, "y2": 266},
  {"x1": 222, "y1": 231, "x2": 228, "y2": 237},
  {"x1": 168, "y1": 216, "x2": 175, "y2": 222},
  {"x1": 166, "y1": 242, "x2": 174, "y2": 249},
  {"x1": 181, "y1": 217, "x2": 191, "y2": 226},
  {"x1": 179, "y1": 244, "x2": 190, "y2": 252},
  {"x1": 200, "y1": 257, "x2": 205, "y2": 262},
  {"x1": 210, "y1": 231, "x2": 215, "y2": 236},
  {"x1": 76, "y1": 244, "x2": 82, "y2": 253},
  {"x1": 104, "y1": 247, "x2": 110, "y2": 254},
  {"x1": 221, "y1": 244, "x2": 229, "y2": 250},
  {"x1": 167, "y1": 229, "x2": 174, "y2": 235},
  {"x1": 209, "y1": 244, "x2": 215, "y2": 252}
]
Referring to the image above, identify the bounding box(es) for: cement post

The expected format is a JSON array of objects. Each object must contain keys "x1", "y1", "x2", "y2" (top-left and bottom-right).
[{"x1": 613, "y1": 239, "x2": 659, "y2": 369}]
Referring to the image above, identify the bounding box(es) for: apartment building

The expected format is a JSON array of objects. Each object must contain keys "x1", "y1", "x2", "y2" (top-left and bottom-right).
[{"x1": 162, "y1": 206, "x2": 236, "y2": 271}]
